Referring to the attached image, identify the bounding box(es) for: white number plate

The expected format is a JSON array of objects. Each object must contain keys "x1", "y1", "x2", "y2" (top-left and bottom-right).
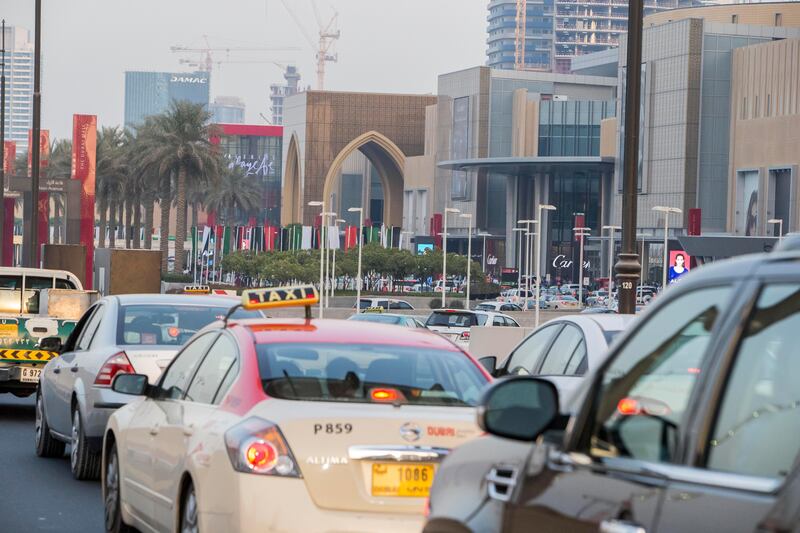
[{"x1": 20, "y1": 367, "x2": 41, "y2": 383}]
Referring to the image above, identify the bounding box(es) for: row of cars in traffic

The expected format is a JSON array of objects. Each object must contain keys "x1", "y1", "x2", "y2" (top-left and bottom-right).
[{"x1": 20, "y1": 240, "x2": 800, "y2": 532}]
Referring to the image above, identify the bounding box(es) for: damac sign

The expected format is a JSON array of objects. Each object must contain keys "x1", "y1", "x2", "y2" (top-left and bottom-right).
[
  {"x1": 552, "y1": 254, "x2": 590, "y2": 270},
  {"x1": 170, "y1": 76, "x2": 207, "y2": 84}
]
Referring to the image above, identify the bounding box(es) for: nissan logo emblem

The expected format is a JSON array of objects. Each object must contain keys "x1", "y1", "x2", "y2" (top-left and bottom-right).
[{"x1": 400, "y1": 422, "x2": 421, "y2": 442}]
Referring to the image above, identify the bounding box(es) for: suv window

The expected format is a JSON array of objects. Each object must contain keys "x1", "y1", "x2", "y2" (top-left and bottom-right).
[
  {"x1": 706, "y1": 283, "x2": 800, "y2": 479},
  {"x1": 539, "y1": 325, "x2": 584, "y2": 375},
  {"x1": 505, "y1": 325, "x2": 561, "y2": 375},
  {"x1": 588, "y1": 285, "x2": 733, "y2": 463},
  {"x1": 185, "y1": 334, "x2": 238, "y2": 405},
  {"x1": 159, "y1": 333, "x2": 217, "y2": 400}
]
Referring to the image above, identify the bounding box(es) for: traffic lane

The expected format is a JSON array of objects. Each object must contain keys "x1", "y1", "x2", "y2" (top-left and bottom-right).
[{"x1": 0, "y1": 395, "x2": 104, "y2": 532}]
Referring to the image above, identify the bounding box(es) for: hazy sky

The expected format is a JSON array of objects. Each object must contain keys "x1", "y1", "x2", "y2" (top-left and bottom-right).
[{"x1": 4, "y1": 0, "x2": 488, "y2": 140}]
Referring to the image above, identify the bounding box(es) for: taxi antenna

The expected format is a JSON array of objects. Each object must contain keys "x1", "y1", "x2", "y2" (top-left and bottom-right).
[
  {"x1": 305, "y1": 304, "x2": 312, "y2": 320},
  {"x1": 223, "y1": 304, "x2": 243, "y2": 326}
]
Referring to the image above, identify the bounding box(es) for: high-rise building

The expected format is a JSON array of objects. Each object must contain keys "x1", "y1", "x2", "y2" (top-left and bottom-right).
[
  {"x1": 124, "y1": 70, "x2": 210, "y2": 129},
  {"x1": 269, "y1": 65, "x2": 301, "y2": 125},
  {"x1": 211, "y1": 96, "x2": 245, "y2": 124},
  {"x1": 1, "y1": 25, "x2": 34, "y2": 155},
  {"x1": 487, "y1": 0, "x2": 696, "y2": 73}
]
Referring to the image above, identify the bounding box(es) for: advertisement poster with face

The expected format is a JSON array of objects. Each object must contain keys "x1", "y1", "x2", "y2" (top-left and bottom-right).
[{"x1": 669, "y1": 251, "x2": 691, "y2": 284}]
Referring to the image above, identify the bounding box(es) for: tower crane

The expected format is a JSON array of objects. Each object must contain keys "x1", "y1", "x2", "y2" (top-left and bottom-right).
[
  {"x1": 278, "y1": 0, "x2": 340, "y2": 90},
  {"x1": 169, "y1": 35, "x2": 300, "y2": 73}
]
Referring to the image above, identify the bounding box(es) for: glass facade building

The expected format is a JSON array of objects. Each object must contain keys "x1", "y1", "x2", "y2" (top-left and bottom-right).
[
  {"x1": 124, "y1": 71, "x2": 210, "y2": 129},
  {"x1": 538, "y1": 99, "x2": 614, "y2": 156},
  {"x1": 1, "y1": 26, "x2": 34, "y2": 155}
]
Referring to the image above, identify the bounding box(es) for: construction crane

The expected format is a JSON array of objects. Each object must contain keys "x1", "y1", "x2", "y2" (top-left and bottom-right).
[
  {"x1": 278, "y1": 0, "x2": 340, "y2": 90},
  {"x1": 515, "y1": 0, "x2": 527, "y2": 70},
  {"x1": 170, "y1": 35, "x2": 300, "y2": 73}
]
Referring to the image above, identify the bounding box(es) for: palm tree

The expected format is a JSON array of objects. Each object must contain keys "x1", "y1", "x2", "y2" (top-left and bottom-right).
[
  {"x1": 48, "y1": 139, "x2": 72, "y2": 244},
  {"x1": 204, "y1": 165, "x2": 264, "y2": 225},
  {"x1": 138, "y1": 101, "x2": 220, "y2": 272},
  {"x1": 95, "y1": 127, "x2": 127, "y2": 249}
]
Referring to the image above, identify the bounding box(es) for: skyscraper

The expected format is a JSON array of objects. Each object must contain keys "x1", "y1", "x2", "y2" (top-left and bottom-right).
[
  {"x1": 211, "y1": 96, "x2": 245, "y2": 124},
  {"x1": 124, "y1": 70, "x2": 210, "y2": 129},
  {"x1": 269, "y1": 65, "x2": 301, "y2": 125},
  {"x1": 487, "y1": 0, "x2": 695, "y2": 73},
  {"x1": 1, "y1": 25, "x2": 34, "y2": 155}
]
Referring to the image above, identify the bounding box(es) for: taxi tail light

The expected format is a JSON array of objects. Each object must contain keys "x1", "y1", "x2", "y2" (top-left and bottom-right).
[
  {"x1": 94, "y1": 352, "x2": 134, "y2": 387},
  {"x1": 225, "y1": 417, "x2": 301, "y2": 478},
  {"x1": 459, "y1": 331, "x2": 470, "y2": 341}
]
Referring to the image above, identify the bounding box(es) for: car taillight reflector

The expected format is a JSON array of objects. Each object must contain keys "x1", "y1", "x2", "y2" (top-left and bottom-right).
[
  {"x1": 617, "y1": 397, "x2": 641, "y2": 416},
  {"x1": 617, "y1": 396, "x2": 672, "y2": 417},
  {"x1": 94, "y1": 352, "x2": 134, "y2": 387},
  {"x1": 370, "y1": 387, "x2": 404, "y2": 403},
  {"x1": 244, "y1": 440, "x2": 278, "y2": 473},
  {"x1": 459, "y1": 331, "x2": 470, "y2": 340},
  {"x1": 225, "y1": 417, "x2": 301, "y2": 478}
]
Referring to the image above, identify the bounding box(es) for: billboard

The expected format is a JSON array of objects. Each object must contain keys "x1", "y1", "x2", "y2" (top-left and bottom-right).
[
  {"x1": 668, "y1": 250, "x2": 690, "y2": 284},
  {"x1": 71, "y1": 115, "x2": 97, "y2": 288}
]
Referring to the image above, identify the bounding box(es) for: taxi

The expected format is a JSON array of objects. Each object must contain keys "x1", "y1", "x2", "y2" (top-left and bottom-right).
[{"x1": 102, "y1": 285, "x2": 490, "y2": 533}]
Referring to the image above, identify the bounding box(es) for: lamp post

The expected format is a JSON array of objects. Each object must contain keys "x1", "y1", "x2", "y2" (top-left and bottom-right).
[
  {"x1": 652, "y1": 206, "x2": 682, "y2": 290},
  {"x1": 535, "y1": 205, "x2": 556, "y2": 327},
  {"x1": 460, "y1": 213, "x2": 473, "y2": 306},
  {"x1": 332, "y1": 218, "x2": 345, "y2": 300},
  {"x1": 768, "y1": 218, "x2": 784, "y2": 244},
  {"x1": 517, "y1": 219, "x2": 537, "y2": 311},
  {"x1": 321, "y1": 211, "x2": 337, "y2": 308},
  {"x1": 602, "y1": 225, "x2": 621, "y2": 292},
  {"x1": 308, "y1": 201, "x2": 325, "y2": 317},
  {"x1": 636, "y1": 232, "x2": 649, "y2": 302},
  {"x1": 477, "y1": 232, "x2": 491, "y2": 273},
  {"x1": 512, "y1": 227, "x2": 525, "y2": 303},
  {"x1": 442, "y1": 207, "x2": 460, "y2": 307},
  {"x1": 348, "y1": 207, "x2": 364, "y2": 312},
  {"x1": 573, "y1": 227, "x2": 591, "y2": 309}
]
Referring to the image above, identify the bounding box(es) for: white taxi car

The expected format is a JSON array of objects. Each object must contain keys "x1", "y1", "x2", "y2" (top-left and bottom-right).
[{"x1": 102, "y1": 285, "x2": 490, "y2": 533}]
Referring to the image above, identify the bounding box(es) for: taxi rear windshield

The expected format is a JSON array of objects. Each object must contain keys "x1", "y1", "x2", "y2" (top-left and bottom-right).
[
  {"x1": 426, "y1": 312, "x2": 485, "y2": 328},
  {"x1": 256, "y1": 343, "x2": 487, "y2": 406}
]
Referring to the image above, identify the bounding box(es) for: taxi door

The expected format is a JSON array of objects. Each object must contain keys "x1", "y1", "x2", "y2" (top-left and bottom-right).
[{"x1": 506, "y1": 284, "x2": 737, "y2": 533}]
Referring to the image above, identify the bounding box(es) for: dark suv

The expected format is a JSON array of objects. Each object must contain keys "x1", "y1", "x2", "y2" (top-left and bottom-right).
[{"x1": 425, "y1": 250, "x2": 800, "y2": 533}]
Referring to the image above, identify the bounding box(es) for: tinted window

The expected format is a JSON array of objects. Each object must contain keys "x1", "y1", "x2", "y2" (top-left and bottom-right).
[
  {"x1": 185, "y1": 334, "x2": 238, "y2": 404},
  {"x1": 117, "y1": 304, "x2": 260, "y2": 346},
  {"x1": 77, "y1": 305, "x2": 105, "y2": 351},
  {"x1": 707, "y1": 284, "x2": 800, "y2": 478},
  {"x1": 539, "y1": 325, "x2": 584, "y2": 375},
  {"x1": 55, "y1": 279, "x2": 77, "y2": 289},
  {"x1": 348, "y1": 314, "x2": 405, "y2": 326},
  {"x1": 589, "y1": 286, "x2": 733, "y2": 463},
  {"x1": 426, "y1": 312, "x2": 478, "y2": 328},
  {"x1": 390, "y1": 301, "x2": 413, "y2": 310},
  {"x1": 159, "y1": 333, "x2": 217, "y2": 400},
  {"x1": 257, "y1": 343, "x2": 488, "y2": 406},
  {"x1": 506, "y1": 325, "x2": 561, "y2": 375},
  {"x1": 493, "y1": 316, "x2": 505, "y2": 326}
]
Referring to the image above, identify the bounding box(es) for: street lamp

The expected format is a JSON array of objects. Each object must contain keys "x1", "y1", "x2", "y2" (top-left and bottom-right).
[
  {"x1": 477, "y1": 232, "x2": 491, "y2": 273},
  {"x1": 535, "y1": 204, "x2": 556, "y2": 328},
  {"x1": 460, "y1": 214, "x2": 473, "y2": 306},
  {"x1": 573, "y1": 227, "x2": 591, "y2": 308},
  {"x1": 768, "y1": 218, "x2": 784, "y2": 244},
  {"x1": 652, "y1": 206, "x2": 682, "y2": 290},
  {"x1": 332, "y1": 218, "x2": 345, "y2": 300},
  {"x1": 636, "y1": 232, "x2": 649, "y2": 302},
  {"x1": 517, "y1": 219, "x2": 537, "y2": 311},
  {"x1": 442, "y1": 207, "x2": 460, "y2": 307},
  {"x1": 348, "y1": 207, "x2": 364, "y2": 313},
  {"x1": 602, "y1": 225, "x2": 621, "y2": 292},
  {"x1": 308, "y1": 201, "x2": 325, "y2": 317},
  {"x1": 512, "y1": 228, "x2": 525, "y2": 302},
  {"x1": 321, "y1": 211, "x2": 337, "y2": 308}
]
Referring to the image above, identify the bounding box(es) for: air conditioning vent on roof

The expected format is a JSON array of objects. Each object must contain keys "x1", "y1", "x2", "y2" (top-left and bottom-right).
[{"x1": 486, "y1": 465, "x2": 519, "y2": 502}]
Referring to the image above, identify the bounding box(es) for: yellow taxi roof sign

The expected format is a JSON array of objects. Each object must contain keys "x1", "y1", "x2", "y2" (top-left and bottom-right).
[
  {"x1": 241, "y1": 285, "x2": 319, "y2": 311},
  {"x1": 184, "y1": 285, "x2": 211, "y2": 294},
  {"x1": 364, "y1": 307, "x2": 384, "y2": 313}
]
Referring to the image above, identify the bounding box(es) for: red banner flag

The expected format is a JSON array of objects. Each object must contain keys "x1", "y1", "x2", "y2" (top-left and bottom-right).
[
  {"x1": 3, "y1": 141, "x2": 15, "y2": 176},
  {"x1": 344, "y1": 226, "x2": 358, "y2": 250},
  {"x1": 3, "y1": 198, "x2": 13, "y2": 267},
  {"x1": 71, "y1": 115, "x2": 97, "y2": 288},
  {"x1": 27, "y1": 129, "x2": 50, "y2": 173}
]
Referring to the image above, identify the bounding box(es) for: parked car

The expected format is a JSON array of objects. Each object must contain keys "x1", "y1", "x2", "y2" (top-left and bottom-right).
[
  {"x1": 478, "y1": 314, "x2": 634, "y2": 410},
  {"x1": 425, "y1": 249, "x2": 800, "y2": 533},
  {"x1": 354, "y1": 298, "x2": 414, "y2": 310},
  {"x1": 347, "y1": 312, "x2": 427, "y2": 328},
  {"x1": 34, "y1": 294, "x2": 262, "y2": 479},
  {"x1": 425, "y1": 309, "x2": 520, "y2": 348},
  {"x1": 474, "y1": 301, "x2": 523, "y2": 312},
  {"x1": 545, "y1": 294, "x2": 580, "y2": 310}
]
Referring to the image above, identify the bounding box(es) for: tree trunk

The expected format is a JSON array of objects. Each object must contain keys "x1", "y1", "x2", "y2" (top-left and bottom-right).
[
  {"x1": 133, "y1": 196, "x2": 142, "y2": 249},
  {"x1": 159, "y1": 177, "x2": 171, "y2": 272},
  {"x1": 191, "y1": 202, "x2": 198, "y2": 233},
  {"x1": 174, "y1": 166, "x2": 188, "y2": 272},
  {"x1": 144, "y1": 198, "x2": 154, "y2": 250},
  {"x1": 98, "y1": 197, "x2": 107, "y2": 249},
  {"x1": 108, "y1": 199, "x2": 116, "y2": 248},
  {"x1": 125, "y1": 197, "x2": 134, "y2": 248}
]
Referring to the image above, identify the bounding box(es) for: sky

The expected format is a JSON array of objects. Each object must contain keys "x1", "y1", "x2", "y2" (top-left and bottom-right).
[{"x1": 4, "y1": 0, "x2": 488, "y2": 140}]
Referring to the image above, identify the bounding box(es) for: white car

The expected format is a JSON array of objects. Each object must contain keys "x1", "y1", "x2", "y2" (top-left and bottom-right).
[
  {"x1": 474, "y1": 301, "x2": 523, "y2": 312},
  {"x1": 102, "y1": 286, "x2": 490, "y2": 533},
  {"x1": 354, "y1": 297, "x2": 414, "y2": 310},
  {"x1": 425, "y1": 309, "x2": 520, "y2": 347}
]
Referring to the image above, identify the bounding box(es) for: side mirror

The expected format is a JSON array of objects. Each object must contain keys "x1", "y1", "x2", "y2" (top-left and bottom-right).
[
  {"x1": 39, "y1": 336, "x2": 63, "y2": 354},
  {"x1": 478, "y1": 356, "x2": 497, "y2": 374},
  {"x1": 112, "y1": 373, "x2": 149, "y2": 396},
  {"x1": 477, "y1": 377, "x2": 559, "y2": 442}
]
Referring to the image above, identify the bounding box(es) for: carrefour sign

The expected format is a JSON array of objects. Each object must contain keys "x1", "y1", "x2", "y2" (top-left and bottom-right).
[{"x1": 170, "y1": 75, "x2": 207, "y2": 84}]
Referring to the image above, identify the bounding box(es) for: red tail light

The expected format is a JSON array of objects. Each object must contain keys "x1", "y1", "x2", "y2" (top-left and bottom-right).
[
  {"x1": 94, "y1": 352, "x2": 134, "y2": 387},
  {"x1": 225, "y1": 417, "x2": 301, "y2": 478},
  {"x1": 370, "y1": 387, "x2": 405, "y2": 403},
  {"x1": 459, "y1": 331, "x2": 470, "y2": 341}
]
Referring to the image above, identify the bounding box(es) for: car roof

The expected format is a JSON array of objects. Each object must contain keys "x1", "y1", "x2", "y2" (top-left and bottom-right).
[
  {"x1": 232, "y1": 318, "x2": 460, "y2": 350},
  {"x1": 110, "y1": 294, "x2": 240, "y2": 306}
]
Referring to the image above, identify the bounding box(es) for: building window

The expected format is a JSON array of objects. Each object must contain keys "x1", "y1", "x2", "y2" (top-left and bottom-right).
[
  {"x1": 731, "y1": 14, "x2": 738, "y2": 23},
  {"x1": 741, "y1": 96, "x2": 747, "y2": 120},
  {"x1": 754, "y1": 95, "x2": 760, "y2": 119},
  {"x1": 775, "y1": 13, "x2": 782, "y2": 26}
]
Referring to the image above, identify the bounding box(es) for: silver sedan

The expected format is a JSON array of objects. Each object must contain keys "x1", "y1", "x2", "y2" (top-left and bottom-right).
[{"x1": 34, "y1": 293, "x2": 261, "y2": 479}]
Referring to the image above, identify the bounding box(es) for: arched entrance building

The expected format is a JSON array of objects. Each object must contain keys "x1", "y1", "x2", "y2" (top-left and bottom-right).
[{"x1": 281, "y1": 91, "x2": 437, "y2": 227}]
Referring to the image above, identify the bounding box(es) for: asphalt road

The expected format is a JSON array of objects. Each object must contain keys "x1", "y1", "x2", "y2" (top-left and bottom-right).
[{"x1": 0, "y1": 395, "x2": 104, "y2": 532}]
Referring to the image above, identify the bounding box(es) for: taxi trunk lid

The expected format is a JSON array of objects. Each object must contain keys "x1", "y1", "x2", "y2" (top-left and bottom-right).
[
  {"x1": 251, "y1": 399, "x2": 480, "y2": 514},
  {"x1": 124, "y1": 347, "x2": 178, "y2": 383}
]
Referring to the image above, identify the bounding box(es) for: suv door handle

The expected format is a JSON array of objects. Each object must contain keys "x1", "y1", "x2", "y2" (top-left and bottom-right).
[
  {"x1": 600, "y1": 520, "x2": 646, "y2": 533},
  {"x1": 70, "y1": 366, "x2": 79, "y2": 373},
  {"x1": 53, "y1": 367, "x2": 60, "y2": 374},
  {"x1": 149, "y1": 425, "x2": 160, "y2": 436}
]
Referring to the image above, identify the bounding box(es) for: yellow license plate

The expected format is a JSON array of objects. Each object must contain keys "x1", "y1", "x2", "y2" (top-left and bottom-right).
[
  {"x1": 0, "y1": 323, "x2": 18, "y2": 337},
  {"x1": 371, "y1": 463, "x2": 434, "y2": 498}
]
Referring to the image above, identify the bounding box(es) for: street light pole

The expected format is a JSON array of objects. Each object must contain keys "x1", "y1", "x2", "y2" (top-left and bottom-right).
[
  {"x1": 653, "y1": 206, "x2": 682, "y2": 290},
  {"x1": 573, "y1": 227, "x2": 591, "y2": 309},
  {"x1": 478, "y1": 232, "x2": 491, "y2": 273},
  {"x1": 768, "y1": 218, "x2": 784, "y2": 244},
  {"x1": 460, "y1": 214, "x2": 473, "y2": 306},
  {"x1": 517, "y1": 219, "x2": 536, "y2": 311},
  {"x1": 512, "y1": 227, "x2": 525, "y2": 303},
  {"x1": 309, "y1": 201, "x2": 324, "y2": 317},
  {"x1": 332, "y1": 218, "x2": 345, "y2": 301},
  {"x1": 602, "y1": 225, "x2": 621, "y2": 292},
  {"x1": 321, "y1": 211, "x2": 336, "y2": 308},
  {"x1": 442, "y1": 207, "x2": 460, "y2": 307},
  {"x1": 535, "y1": 205, "x2": 556, "y2": 327},
  {"x1": 28, "y1": 0, "x2": 42, "y2": 268},
  {"x1": 616, "y1": 0, "x2": 645, "y2": 314},
  {"x1": 0, "y1": 19, "x2": 6, "y2": 259},
  {"x1": 348, "y1": 207, "x2": 364, "y2": 313}
]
